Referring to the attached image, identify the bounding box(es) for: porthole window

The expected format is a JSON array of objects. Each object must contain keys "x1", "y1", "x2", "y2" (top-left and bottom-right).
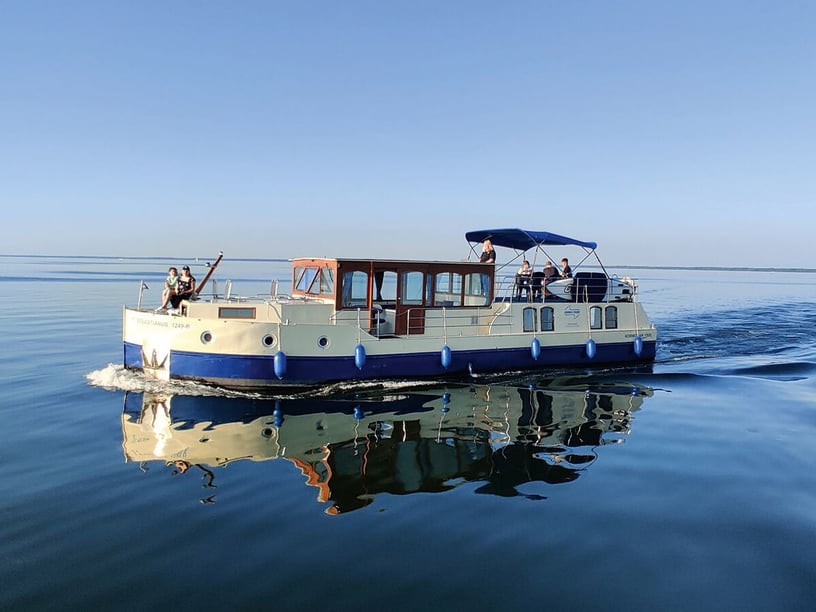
[
  {"x1": 317, "y1": 336, "x2": 330, "y2": 349},
  {"x1": 262, "y1": 334, "x2": 277, "y2": 348},
  {"x1": 201, "y1": 331, "x2": 214, "y2": 344}
]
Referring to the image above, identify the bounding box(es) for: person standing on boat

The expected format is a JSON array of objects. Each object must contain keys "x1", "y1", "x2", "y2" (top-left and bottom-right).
[
  {"x1": 478, "y1": 240, "x2": 496, "y2": 299},
  {"x1": 560, "y1": 258, "x2": 573, "y2": 278},
  {"x1": 158, "y1": 267, "x2": 179, "y2": 310},
  {"x1": 171, "y1": 266, "x2": 196, "y2": 308},
  {"x1": 479, "y1": 240, "x2": 496, "y2": 264}
]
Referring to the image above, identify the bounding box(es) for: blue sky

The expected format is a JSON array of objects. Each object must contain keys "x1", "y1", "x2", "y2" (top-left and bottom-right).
[{"x1": 2, "y1": 1, "x2": 814, "y2": 266}]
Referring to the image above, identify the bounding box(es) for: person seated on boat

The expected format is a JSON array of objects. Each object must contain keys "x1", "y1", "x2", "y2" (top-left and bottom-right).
[
  {"x1": 514, "y1": 260, "x2": 533, "y2": 300},
  {"x1": 535, "y1": 260, "x2": 559, "y2": 300},
  {"x1": 560, "y1": 258, "x2": 573, "y2": 278},
  {"x1": 170, "y1": 266, "x2": 196, "y2": 308},
  {"x1": 157, "y1": 267, "x2": 178, "y2": 311},
  {"x1": 542, "y1": 261, "x2": 558, "y2": 284}
]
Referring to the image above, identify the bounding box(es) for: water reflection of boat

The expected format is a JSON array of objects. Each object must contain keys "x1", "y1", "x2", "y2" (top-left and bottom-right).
[{"x1": 122, "y1": 381, "x2": 653, "y2": 513}]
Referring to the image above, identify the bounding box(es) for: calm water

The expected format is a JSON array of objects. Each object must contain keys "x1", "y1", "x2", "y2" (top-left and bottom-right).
[{"x1": 1, "y1": 255, "x2": 815, "y2": 611}]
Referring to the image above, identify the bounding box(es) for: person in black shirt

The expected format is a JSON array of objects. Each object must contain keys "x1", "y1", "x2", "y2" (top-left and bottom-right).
[
  {"x1": 477, "y1": 240, "x2": 496, "y2": 300},
  {"x1": 560, "y1": 258, "x2": 573, "y2": 278},
  {"x1": 170, "y1": 265, "x2": 196, "y2": 308},
  {"x1": 479, "y1": 240, "x2": 496, "y2": 263}
]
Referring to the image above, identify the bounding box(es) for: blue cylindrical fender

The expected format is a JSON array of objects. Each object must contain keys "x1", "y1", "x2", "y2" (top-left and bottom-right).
[
  {"x1": 441, "y1": 345, "x2": 452, "y2": 369},
  {"x1": 585, "y1": 338, "x2": 597, "y2": 359},
  {"x1": 354, "y1": 343, "x2": 366, "y2": 370},
  {"x1": 273, "y1": 351, "x2": 287, "y2": 379},
  {"x1": 633, "y1": 335, "x2": 644, "y2": 356},
  {"x1": 530, "y1": 337, "x2": 541, "y2": 360}
]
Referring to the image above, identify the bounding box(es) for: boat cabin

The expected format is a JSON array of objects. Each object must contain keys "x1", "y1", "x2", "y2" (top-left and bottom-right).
[{"x1": 291, "y1": 258, "x2": 495, "y2": 335}]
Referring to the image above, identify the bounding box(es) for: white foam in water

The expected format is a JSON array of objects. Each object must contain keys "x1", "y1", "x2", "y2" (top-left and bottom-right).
[
  {"x1": 84, "y1": 364, "x2": 260, "y2": 398},
  {"x1": 86, "y1": 364, "x2": 452, "y2": 400},
  {"x1": 85, "y1": 364, "x2": 146, "y2": 392},
  {"x1": 320, "y1": 378, "x2": 442, "y2": 396}
]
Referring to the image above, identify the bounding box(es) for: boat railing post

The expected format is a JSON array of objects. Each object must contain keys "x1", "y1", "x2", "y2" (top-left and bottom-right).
[{"x1": 137, "y1": 280, "x2": 147, "y2": 309}]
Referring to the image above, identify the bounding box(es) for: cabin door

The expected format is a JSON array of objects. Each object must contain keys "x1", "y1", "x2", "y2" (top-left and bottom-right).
[
  {"x1": 395, "y1": 305, "x2": 426, "y2": 335},
  {"x1": 394, "y1": 270, "x2": 427, "y2": 335}
]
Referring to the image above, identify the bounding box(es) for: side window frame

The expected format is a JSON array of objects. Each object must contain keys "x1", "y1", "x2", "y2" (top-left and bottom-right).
[
  {"x1": 589, "y1": 305, "x2": 603, "y2": 330},
  {"x1": 605, "y1": 305, "x2": 618, "y2": 329},
  {"x1": 341, "y1": 270, "x2": 369, "y2": 308},
  {"x1": 540, "y1": 307, "x2": 554, "y2": 332},
  {"x1": 522, "y1": 307, "x2": 537, "y2": 332}
]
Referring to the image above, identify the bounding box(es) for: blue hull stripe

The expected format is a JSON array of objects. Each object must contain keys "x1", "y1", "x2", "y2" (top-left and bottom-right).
[{"x1": 125, "y1": 340, "x2": 656, "y2": 387}]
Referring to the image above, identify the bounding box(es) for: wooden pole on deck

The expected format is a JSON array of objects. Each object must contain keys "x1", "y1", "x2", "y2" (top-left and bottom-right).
[{"x1": 195, "y1": 251, "x2": 224, "y2": 296}]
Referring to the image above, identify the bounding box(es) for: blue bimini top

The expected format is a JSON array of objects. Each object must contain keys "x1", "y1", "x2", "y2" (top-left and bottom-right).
[{"x1": 465, "y1": 228, "x2": 597, "y2": 251}]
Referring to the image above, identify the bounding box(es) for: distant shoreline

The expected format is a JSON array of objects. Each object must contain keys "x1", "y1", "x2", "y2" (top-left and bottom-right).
[
  {"x1": 1, "y1": 253, "x2": 814, "y2": 274},
  {"x1": 612, "y1": 264, "x2": 816, "y2": 274}
]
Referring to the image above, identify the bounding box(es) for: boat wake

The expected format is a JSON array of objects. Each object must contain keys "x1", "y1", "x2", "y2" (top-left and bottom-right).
[
  {"x1": 85, "y1": 364, "x2": 451, "y2": 400},
  {"x1": 85, "y1": 364, "x2": 263, "y2": 399},
  {"x1": 653, "y1": 300, "x2": 816, "y2": 381},
  {"x1": 695, "y1": 360, "x2": 816, "y2": 382}
]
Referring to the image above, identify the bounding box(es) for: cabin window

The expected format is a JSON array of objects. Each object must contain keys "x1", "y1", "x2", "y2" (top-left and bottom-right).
[
  {"x1": 293, "y1": 266, "x2": 316, "y2": 293},
  {"x1": 590, "y1": 306, "x2": 603, "y2": 329},
  {"x1": 400, "y1": 271, "x2": 426, "y2": 305},
  {"x1": 434, "y1": 272, "x2": 462, "y2": 307},
  {"x1": 294, "y1": 266, "x2": 333, "y2": 296},
  {"x1": 218, "y1": 307, "x2": 256, "y2": 319},
  {"x1": 605, "y1": 306, "x2": 618, "y2": 329},
  {"x1": 319, "y1": 267, "x2": 334, "y2": 294},
  {"x1": 540, "y1": 307, "x2": 554, "y2": 331},
  {"x1": 523, "y1": 307, "x2": 537, "y2": 332},
  {"x1": 465, "y1": 272, "x2": 491, "y2": 306},
  {"x1": 373, "y1": 270, "x2": 397, "y2": 305},
  {"x1": 341, "y1": 271, "x2": 369, "y2": 307}
]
